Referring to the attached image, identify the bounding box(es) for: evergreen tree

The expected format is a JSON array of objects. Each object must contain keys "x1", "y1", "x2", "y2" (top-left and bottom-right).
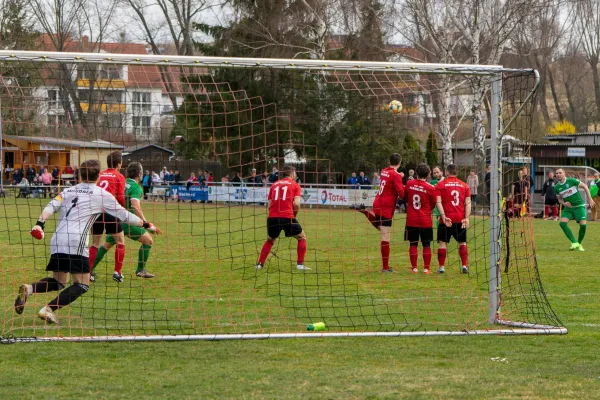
[{"x1": 425, "y1": 131, "x2": 439, "y2": 167}]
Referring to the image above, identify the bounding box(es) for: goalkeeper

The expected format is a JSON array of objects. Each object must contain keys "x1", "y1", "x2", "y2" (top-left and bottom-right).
[
  {"x1": 554, "y1": 168, "x2": 594, "y2": 251},
  {"x1": 92, "y1": 162, "x2": 162, "y2": 279}
]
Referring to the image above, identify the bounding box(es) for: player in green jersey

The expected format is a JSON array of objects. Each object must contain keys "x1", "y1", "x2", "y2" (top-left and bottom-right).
[
  {"x1": 92, "y1": 162, "x2": 162, "y2": 281},
  {"x1": 554, "y1": 168, "x2": 594, "y2": 251},
  {"x1": 430, "y1": 166, "x2": 444, "y2": 226}
]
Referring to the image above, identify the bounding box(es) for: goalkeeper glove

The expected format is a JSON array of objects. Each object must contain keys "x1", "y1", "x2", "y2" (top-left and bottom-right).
[
  {"x1": 143, "y1": 221, "x2": 162, "y2": 234},
  {"x1": 31, "y1": 220, "x2": 45, "y2": 240}
]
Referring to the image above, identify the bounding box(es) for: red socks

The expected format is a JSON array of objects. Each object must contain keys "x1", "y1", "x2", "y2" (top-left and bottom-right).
[
  {"x1": 551, "y1": 206, "x2": 558, "y2": 218},
  {"x1": 258, "y1": 239, "x2": 275, "y2": 265},
  {"x1": 459, "y1": 244, "x2": 468, "y2": 267},
  {"x1": 360, "y1": 209, "x2": 379, "y2": 229},
  {"x1": 114, "y1": 244, "x2": 125, "y2": 274},
  {"x1": 545, "y1": 205, "x2": 550, "y2": 218},
  {"x1": 437, "y1": 248, "x2": 447, "y2": 267},
  {"x1": 297, "y1": 239, "x2": 307, "y2": 264},
  {"x1": 89, "y1": 246, "x2": 98, "y2": 272},
  {"x1": 423, "y1": 247, "x2": 432, "y2": 270},
  {"x1": 409, "y1": 245, "x2": 418, "y2": 268},
  {"x1": 381, "y1": 241, "x2": 390, "y2": 270}
]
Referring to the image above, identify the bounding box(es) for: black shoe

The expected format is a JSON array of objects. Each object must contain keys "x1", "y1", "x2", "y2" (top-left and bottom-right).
[
  {"x1": 382, "y1": 268, "x2": 394, "y2": 273},
  {"x1": 112, "y1": 272, "x2": 124, "y2": 283}
]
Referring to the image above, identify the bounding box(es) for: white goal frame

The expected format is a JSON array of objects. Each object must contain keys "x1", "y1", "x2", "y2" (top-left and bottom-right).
[{"x1": 0, "y1": 51, "x2": 566, "y2": 341}]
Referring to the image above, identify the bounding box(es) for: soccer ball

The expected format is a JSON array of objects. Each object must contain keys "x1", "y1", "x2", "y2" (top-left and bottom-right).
[{"x1": 388, "y1": 100, "x2": 403, "y2": 114}]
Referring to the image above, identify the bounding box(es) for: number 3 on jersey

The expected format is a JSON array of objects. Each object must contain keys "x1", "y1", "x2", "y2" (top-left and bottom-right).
[
  {"x1": 451, "y1": 190, "x2": 460, "y2": 206},
  {"x1": 273, "y1": 185, "x2": 288, "y2": 201}
]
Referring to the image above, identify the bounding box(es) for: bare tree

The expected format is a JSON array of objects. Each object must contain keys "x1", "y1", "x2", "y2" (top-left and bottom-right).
[
  {"x1": 575, "y1": 0, "x2": 600, "y2": 126},
  {"x1": 27, "y1": 0, "x2": 118, "y2": 135},
  {"x1": 387, "y1": 0, "x2": 540, "y2": 172}
]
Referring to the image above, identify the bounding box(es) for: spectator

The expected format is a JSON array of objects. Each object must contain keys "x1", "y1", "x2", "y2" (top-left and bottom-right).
[
  {"x1": 408, "y1": 169, "x2": 415, "y2": 181},
  {"x1": 467, "y1": 170, "x2": 479, "y2": 206},
  {"x1": 151, "y1": 171, "x2": 162, "y2": 186},
  {"x1": 484, "y1": 165, "x2": 491, "y2": 205},
  {"x1": 247, "y1": 168, "x2": 260, "y2": 186},
  {"x1": 160, "y1": 167, "x2": 168, "y2": 181},
  {"x1": 542, "y1": 171, "x2": 559, "y2": 220},
  {"x1": 12, "y1": 168, "x2": 23, "y2": 184},
  {"x1": 262, "y1": 171, "x2": 269, "y2": 187},
  {"x1": 142, "y1": 170, "x2": 152, "y2": 200},
  {"x1": 197, "y1": 169, "x2": 206, "y2": 184},
  {"x1": 51, "y1": 166, "x2": 60, "y2": 185},
  {"x1": 268, "y1": 166, "x2": 278, "y2": 183},
  {"x1": 25, "y1": 165, "x2": 36, "y2": 183},
  {"x1": 17, "y1": 176, "x2": 30, "y2": 198},
  {"x1": 231, "y1": 171, "x2": 242, "y2": 186},
  {"x1": 221, "y1": 176, "x2": 230, "y2": 186},
  {"x1": 63, "y1": 164, "x2": 75, "y2": 185},
  {"x1": 163, "y1": 168, "x2": 170, "y2": 183},
  {"x1": 63, "y1": 164, "x2": 74, "y2": 174},
  {"x1": 348, "y1": 172, "x2": 359, "y2": 188},
  {"x1": 40, "y1": 168, "x2": 53, "y2": 198},
  {"x1": 372, "y1": 172, "x2": 380, "y2": 189},
  {"x1": 510, "y1": 169, "x2": 530, "y2": 217},
  {"x1": 173, "y1": 170, "x2": 181, "y2": 184},
  {"x1": 357, "y1": 171, "x2": 371, "y2": 188}
]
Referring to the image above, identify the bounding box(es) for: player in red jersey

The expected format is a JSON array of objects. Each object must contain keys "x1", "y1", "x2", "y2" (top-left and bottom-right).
[
  {"x1": 405, "y1": 164, "x2": 450, "y2": 274},
  {"x1": 89, "y1": 151, "x2": 128, "y2": 282},
  {"x1": 256, "y1": 165, "x2": 310, "y2": 271},
  {"x1": 358, "y1": 153, "x2": 405, "y2": 272},
  {"x1": 435, "y1": 164, "x2": 471, "y2": 274}
]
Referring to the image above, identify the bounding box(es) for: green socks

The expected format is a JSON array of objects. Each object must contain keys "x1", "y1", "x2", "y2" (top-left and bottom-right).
[
  {"x1": 93, "y1": 246, "x2": 109, "y2": 269},
  {"x1": 578, "y1": 224, "x2": 587, "y2": 244},
  {"x1": 137, "y1": 244, "x2": 152, "y2": 273},
  {"x1": 559, "y1": 222, "x2": 577, "y2": 244}
]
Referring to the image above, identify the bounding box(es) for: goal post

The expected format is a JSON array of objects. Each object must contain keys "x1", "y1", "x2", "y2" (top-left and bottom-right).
[{"x1": 0, "y1": 50, "x2": 566, "y2": 342}]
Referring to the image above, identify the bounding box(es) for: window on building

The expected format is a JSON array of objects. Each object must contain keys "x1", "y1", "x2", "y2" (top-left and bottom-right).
[
  {"x1": 132, "y1": 92, "x2": 151, "y2": 112},
  {"x1": 47, "y1": 90, "x2": 57, "y2": 108},
  {"x1": 133, "y1": 116, "x2": 151, "y2": 136},
  {"x1": 107, "y1": 115, "x2": 123, "y2": 128}
]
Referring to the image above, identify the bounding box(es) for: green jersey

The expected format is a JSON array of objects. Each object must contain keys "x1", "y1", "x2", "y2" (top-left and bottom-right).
[
  {"x1": 555, "y1": 177, "x2": 584, "y2": 208},
  {"x1": 125, "y1": 178, "x2": 143, "y2": 212},
  {"x1": 430, "y1": 178, "x2": 441, "y2": 217}
]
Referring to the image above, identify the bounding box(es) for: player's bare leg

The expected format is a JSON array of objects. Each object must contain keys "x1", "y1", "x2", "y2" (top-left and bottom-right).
[
  {"x1": 256, "y1": 236, "x2": 276, "y2": 270},
  {"x1": 357, "y1": 206, "x2": 380, "y2": 231},
  {"x1": 39, "y1": 271, "x2": 90, "y2": 324},
  {"x1": 459, "y1": 242, "x2": 469, "y2": 274},
  {"x1": 380, "y1": 226, "x2": 392, "y2": 272},
  {"x1": 294, "y1": 231, "x2": 310, "y2": 270},
  {"x1": 136, "y1": 233, "x2": 156, "y2": 278},
  {"x1": 437, "y1": 241, "x2": 447, "y2": 274}
]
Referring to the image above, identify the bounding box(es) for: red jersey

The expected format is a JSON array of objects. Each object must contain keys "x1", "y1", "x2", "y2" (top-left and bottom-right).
[
  {"x1": 405, "y1": 180, "x2": 436, "y2": 228},
  {"x1": 435, "y1": 176, "x2": 470, "y2": 223},
  {"x1": 268, "y1": 178, "x2": 301, "y2": 219},
  {"x1": 372, "y1": 166, "x2": 405, "y2": 219},
  {"x1": 97, "y1": 168, "x2": 126, "y2": 207}
]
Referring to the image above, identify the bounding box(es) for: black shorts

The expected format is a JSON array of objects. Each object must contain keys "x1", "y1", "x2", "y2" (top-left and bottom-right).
[
  {"x1": 92, "y1": 213, "x2": 123, "y2": 235},
  {"x1": 267, "y1": 217, "x2": 303, "y2": 239},
  {"x1": 437, "y1": 222, "x2": 467, "y2": 243},
  {"x1": 404, "y1": 226, "x2": 433, "y2": 245},
  {"x1": 545, "y1": 198, "x2": 558, "y2": 206},
  {"x1": 373, "y1": 214, "x2": 393, "y2": 228},
  {"x1": 46, "y1": 253, "x2": 90, "y2": 274}
]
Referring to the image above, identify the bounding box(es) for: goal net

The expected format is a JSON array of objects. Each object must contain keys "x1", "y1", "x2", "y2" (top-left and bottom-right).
[{"x1": 0, "y1": 50, "x2": 564, "y2": 342}]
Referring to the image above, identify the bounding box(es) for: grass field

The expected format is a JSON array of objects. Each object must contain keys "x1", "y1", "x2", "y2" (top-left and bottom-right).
[{"x1": 0, "y1": 198, "x2": 599, "y2": 399}]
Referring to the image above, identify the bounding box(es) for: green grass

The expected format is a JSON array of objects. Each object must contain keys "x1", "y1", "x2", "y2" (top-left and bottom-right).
[{"x1": 0, "y1": 199, "x2": 599, "y2": 399}]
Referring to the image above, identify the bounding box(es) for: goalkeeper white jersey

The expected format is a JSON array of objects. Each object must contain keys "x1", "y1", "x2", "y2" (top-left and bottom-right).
[{"x1": 43, "y1": 182, "x2": 142, "y2": 257}]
